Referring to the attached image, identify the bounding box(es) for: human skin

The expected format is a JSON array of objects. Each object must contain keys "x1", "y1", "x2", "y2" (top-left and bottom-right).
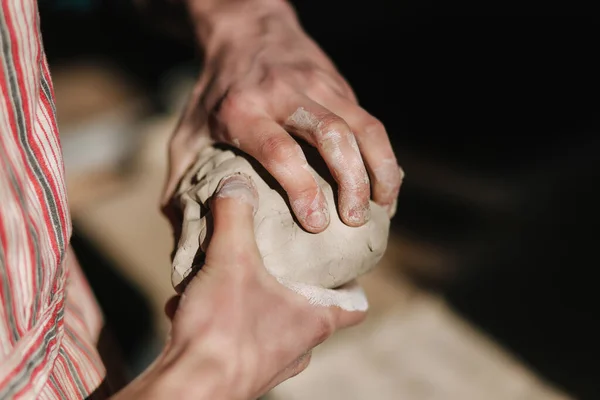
[
  {"x1": 111, "y1": 175, "x2": 365, "y2": 399},
  {"x1": 117, "y1": 0, "x2": 401, "y2": 397},
  {"x1": 162, "y1": 0, "x2": 403, "y2": 234}
]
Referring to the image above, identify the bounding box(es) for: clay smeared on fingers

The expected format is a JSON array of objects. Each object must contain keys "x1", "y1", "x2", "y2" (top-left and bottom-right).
[
  {"x1": 232, "y1": 118, "x2": 330, "y2": 232},
  {"x1": 299, "y1": 93, "x2": 403, "y2": 218},
  {"x1": 286, "y1": 106, "x2": 371, "y2": 227},
  {"x1": 281, "y1": 143, "x2": 329, "y2": 231},
  {"x1": 372, "y1": 160, "x2": 404, "y2": 217},
  {"x1": 170, "y1": 145, "x2": 390, "y2": 309},
  {"x1": 277, "y1": 278, "x2": 369, "y2": 312},
  {"x1": 214, "y1": 173, "x2": 259, "y2": 215}
]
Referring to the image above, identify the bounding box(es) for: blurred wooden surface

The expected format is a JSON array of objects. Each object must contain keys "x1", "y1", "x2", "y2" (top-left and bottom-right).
[{"x1": 270, "y1": 256, "x2": 569, "y2": 400}]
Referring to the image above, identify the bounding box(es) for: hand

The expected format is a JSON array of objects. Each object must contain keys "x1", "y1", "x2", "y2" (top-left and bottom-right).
[
  {"x1": 162, "y1": 0, "x2": 403, "y2": 233},
  {"x1": 114, "y1": 174, "x2": 365, "y2": 400}
]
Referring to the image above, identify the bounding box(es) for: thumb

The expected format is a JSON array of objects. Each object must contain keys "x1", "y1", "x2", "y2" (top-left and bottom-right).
[{"x1": 205, "y1": 173, "x2": 260, "y2": 263}]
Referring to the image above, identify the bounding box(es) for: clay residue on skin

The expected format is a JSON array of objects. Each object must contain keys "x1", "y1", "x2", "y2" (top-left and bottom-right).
[
  {"x1": 319, "y1": 129, "x2": 344, "y2": 161},
  {"x1": 288, "y1": 142, "x2": 329, "y2": 230},
  {"x1": 171, "y1": 146, "x2": 390, "y2": 309},
  {"x1": 347, "y1": 131, "x2": 361, "y2": 157},
  {"x1": 215, "y1": 173, "x2": 259, "y2": 214},
  {"x1": 266, "y1": 141, "x2": 305, "y2": 186},
  {"x1": 295, "y1": 160, "x2": 329, "y2": 230},
  {"x1": 372, "y1": 159, "x2": 404, "y2": 216},
  {"x1": 333, "y1": 130, "x2": 370, "y2": 226},
  {"x1": 287, "y1": 107, "x2": 370, "y2": 225},
  {"x1": 270, "y1": 159, "x2": 296, "y2": 186},
  {"x1": 278, "y1": 278, "x2": 369, "y2": 312},
  {"x1": 295, "y1": 143, "x2": 308, "y2": 162},
  {"x1": 373, "y1": 159, "x2": 402, "y2": 197},
  {"x1": 292, "y1": 188, "x2": 328, "y2": 231},
  {"x1": 287, "y1": 106, "x2": 321, "y2": 132},
  {"x1": 343, "y1": 196, "x2": 371, "y2": 226}
]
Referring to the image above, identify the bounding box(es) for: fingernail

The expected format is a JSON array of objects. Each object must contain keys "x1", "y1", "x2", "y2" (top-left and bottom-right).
[
  {"x1": 215, "y1": 173, "x2": 258, "y2": 214},
  {"x1": 305, "y1": 207, "x2": 329, "y2": 230},
  {"x1": 294, "y1": 192, "x2": 330, "y2": 231},
  {"x1": 346, "y1": 203, "x2": 371, "y2": 225}
]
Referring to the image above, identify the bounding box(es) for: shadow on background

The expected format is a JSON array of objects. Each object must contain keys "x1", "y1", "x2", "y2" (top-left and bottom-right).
[
  {"x1": 40, "y1": 2, "x2": 600, "y2": 398},
  {"x1": 70, "y1": 226, "x2": 155, "y2": 378}
]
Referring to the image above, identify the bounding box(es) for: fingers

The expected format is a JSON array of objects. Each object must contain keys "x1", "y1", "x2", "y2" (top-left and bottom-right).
[
  {"x1": 311, "y1": 288, "x2": 367, "y2": 342},
  {"x1": 205, "y1": 174, "x2": 261, "y2": 264},
  {"x1": 282, "y1": 97, "x2": 371, "y2": 227},
  {"x1": 258, "y1": 291, "x2": 365, "y2": 397},
  {"x1": 210, "y1": 79, "x2": 400, "y2": 225},
  {"x1": 306, "y1": 91, "x2": 404, "y2": 217},
  {"x1": 228, "y1": 117, "x2": 330, "y2": 233},
  {"x1": 332, "y1": 302, "x2": 368, "y2": 331},
  {"x1": 281, "y1": 280, "x2": 368, "y2": 348},
  {"x1": 258, "y1": 284, "x2": 366, "y2": 397}
]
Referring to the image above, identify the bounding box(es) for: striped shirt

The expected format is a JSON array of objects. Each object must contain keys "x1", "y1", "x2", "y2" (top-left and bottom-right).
[{"x1": 0, "y1": 1, "x2": 107, "y2": 398}]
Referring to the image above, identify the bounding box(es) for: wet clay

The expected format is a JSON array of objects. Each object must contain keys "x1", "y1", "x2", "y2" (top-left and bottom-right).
[{"x1": 170, "y1": 145, "x2": 390, "y2": 311}]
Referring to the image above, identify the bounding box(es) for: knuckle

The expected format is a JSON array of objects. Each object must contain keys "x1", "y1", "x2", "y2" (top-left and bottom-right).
[
  {"x1": 363, "y1": 117, "x2": 387, "y2": 138},
  {"x1": 216, "y1": 89, "x2": 256, "y2": 121},
  {"x1": 290, "y1": 353, "x2": 312, "y2": 378},
  {"x1": 311, "y1": 314, "x2": 335, "y2": 346},
  {"x1": 295, "y1": 181, "x2": 320, "y2": 199},
  {"x1": 317, "y1": 115, "x2": 350, "y2": 138},
  {"x1": 299, "y1": 352, "x2": 312, "y2": 370},
  {"x1": 261, "y1": 135, "x2": 297, "y2": 164}
]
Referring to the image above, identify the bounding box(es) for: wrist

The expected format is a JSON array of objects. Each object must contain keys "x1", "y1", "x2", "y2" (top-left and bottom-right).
[
  {"x1": 156, "y1": 345, "x2": 235, "y2": 399},
  {"x1": 113, "y1": 344, "x2": 234, "y2": 400},
  {"x1": 184, "y1": 0, "x2": 300, "y2": 56}
]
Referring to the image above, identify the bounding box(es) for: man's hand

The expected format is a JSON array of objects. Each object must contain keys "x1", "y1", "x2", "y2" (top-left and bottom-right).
[
  {"x1": 114, "y1": 175, "x2": 365, "y2": 400},
  {"x1": 163, "y1": 0, "x2": 403, "y2": 233}
]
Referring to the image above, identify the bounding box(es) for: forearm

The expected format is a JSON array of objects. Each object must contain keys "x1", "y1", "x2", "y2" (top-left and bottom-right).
[{"x1": 110, "y1": 346, "x2": 233, "y2": 400}]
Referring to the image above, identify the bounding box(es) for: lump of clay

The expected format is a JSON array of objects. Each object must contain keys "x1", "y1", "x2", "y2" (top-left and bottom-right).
[{"x1": 171, "y1": 145, "x2": 390, "y2": 310}]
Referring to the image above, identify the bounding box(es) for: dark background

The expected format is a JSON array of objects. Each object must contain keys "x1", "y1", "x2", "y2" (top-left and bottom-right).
[{"x1": 40, "y1": 2, "x2": 600, "y2": 398}]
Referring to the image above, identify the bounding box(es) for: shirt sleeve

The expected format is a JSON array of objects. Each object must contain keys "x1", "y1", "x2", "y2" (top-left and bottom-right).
[{"x1": 0, "y1": 1, "x2": 105, "y2": 398}]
